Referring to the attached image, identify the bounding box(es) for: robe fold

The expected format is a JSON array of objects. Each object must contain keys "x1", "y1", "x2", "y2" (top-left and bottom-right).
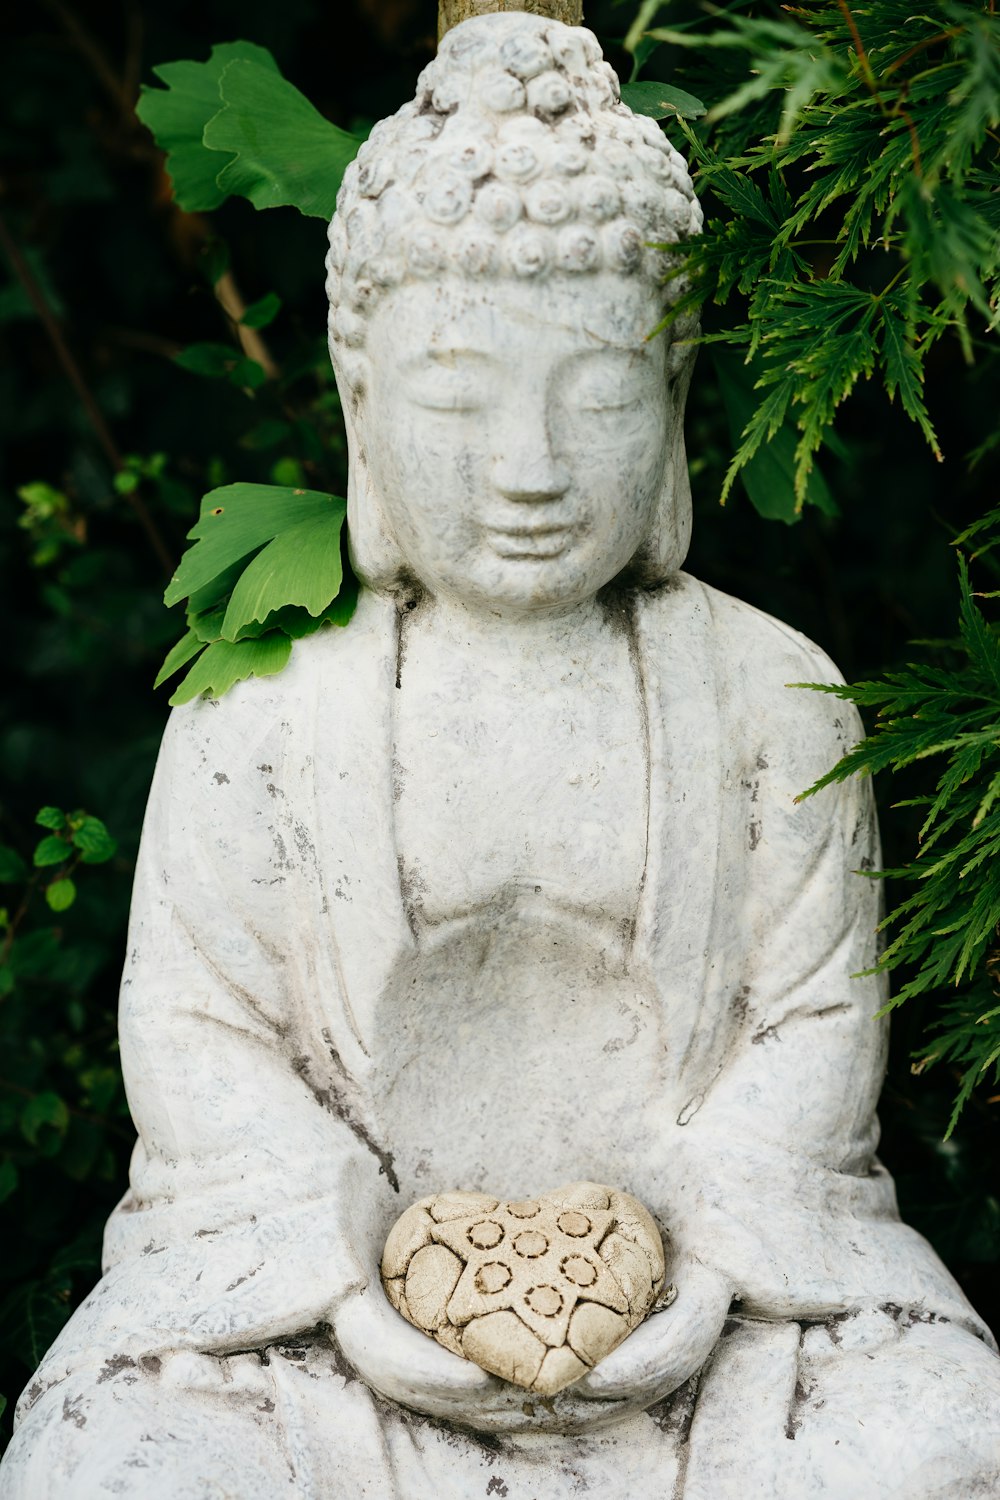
[{"x1": 3, "y1": 575, "x2": 998, "y2": 1499}]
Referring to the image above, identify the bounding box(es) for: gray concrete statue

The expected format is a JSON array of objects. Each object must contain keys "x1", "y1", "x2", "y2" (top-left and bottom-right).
[{"x1": 2, "y1": 13, "x2": 999, "y2": 1498}]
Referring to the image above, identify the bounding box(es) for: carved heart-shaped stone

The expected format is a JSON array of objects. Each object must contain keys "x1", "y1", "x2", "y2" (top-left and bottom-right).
[{"x1": 381, "y1": 1181, "x2": 667, "y2": 1396}]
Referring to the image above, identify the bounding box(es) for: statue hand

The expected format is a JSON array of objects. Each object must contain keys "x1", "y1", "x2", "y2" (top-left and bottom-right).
[
  {"x1": 333, "y1": 1262, "x2": 732, "y2": 1436},
  {"x1": 333, "y1": 1287, "x2": 501, "y2": 1421},
  {"x1": 574, "y1": 1257, "x2": 732, "y2": 1407},
  {"x1": 331, "y1": 1290, "x2": 620, "y2": 1435}
]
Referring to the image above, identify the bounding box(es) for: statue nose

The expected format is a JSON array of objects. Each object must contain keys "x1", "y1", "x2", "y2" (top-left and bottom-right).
[{"x1": 491, "y1": 448, "x2": 572, "y2": 504}]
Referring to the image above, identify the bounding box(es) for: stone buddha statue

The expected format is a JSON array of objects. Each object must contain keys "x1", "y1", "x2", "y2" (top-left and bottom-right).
[{"x1": 3, "y1": 13, "x2": 999, "y2": 1498}]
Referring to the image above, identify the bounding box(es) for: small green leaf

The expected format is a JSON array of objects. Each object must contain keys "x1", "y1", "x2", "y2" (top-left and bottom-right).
[
  {"x1": 227, "y1": 355, "x2": 268, "y2": 389},
  {"x1": 8, "y1": 929, "x2": 58, "y2": 978},
  {"x1": 188, "y1": 606, "x2": 227, "y2": 645},
  {"x1": 185, "y1": 559, "x2": 247, "y2": 617},
  {"x1": 45, "y1": 878, "x2": 77, "y2": 912},
  {"x1": 112, "y1": 470, "x2": 140, "y2": 494},
  {"x1": 20, "y1": 1092, "x2": 70, "y2": 1147},
  {"x1": 175, "y1": 342, "x2": 241, "y2": 378},
  {"x1": 0, "y1": 967, "x2": 14, "y2": 999},
  {"x1": 135, "y1": 41, "x2": 280, "y2": 212},
  {"x1": 0, "y1": 1161, "x2": 17, "y2": 1204},
  {"x1": 0, "y1": 251, "x2": 64, "y2": 324},
  {"x1": 36, "y1": 807, "x2": 65, "y2": 831},
  {"x1": 271, "y1": 457, "x2": 306, "y2": 487},
  {"x1": 713, "y1": 350, "x2": 836, "y2": 521},
  {"x1": 879, "y1": 298, "x2": 942, "y2": 460},
  {"x1": 168, "y1": 635, "x2": 293, "y2": 706},
  {"x1": 164, "y1": 484, "x2": 343, "y2": 608},
  {"x1": 240, "y1": 291, "x2": 282, "y2": 329},
  {"x1": 240, "y1": 419, "x2": 293, "y2": 451},
  {"x1": 0, "y1": 847, "x2": 27, "y2": 883},
  {"x1": 620, "y1": 81, "x2": 706, "y2": 120},
  {"x1": 221, "y1": 507, "x2": 346, "y2": 640},
  {"x1": 155, "y1": 627, "x2": 205, "y2": 689},
  {"x1": 204, "y1": 60, "x2": 364, "y2": 219},
  {"x1": 232, "y1": 580, "x2": 358, "y2": 641},
  {"x1": 199, "y1": 239, "x2": 231, "y2": 285},
  {"x1": 70, "y1": 817, "x2": 117, "y2": 865},
  {"x1": 33, "y1": 836, "x2": 70, "y2": 869}
]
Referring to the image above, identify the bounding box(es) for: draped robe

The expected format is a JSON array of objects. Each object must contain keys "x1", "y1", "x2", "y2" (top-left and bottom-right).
[{"x1": 3, "y1": 576, "x2": 999, "y2": 1499}]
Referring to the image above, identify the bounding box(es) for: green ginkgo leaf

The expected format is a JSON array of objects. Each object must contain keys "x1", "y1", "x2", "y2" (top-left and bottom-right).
[
  {"x1": 154, "y1": 628, "x2": 204, "y2": 690},
  {"x1": 164, "y1": 484, "x2": 343, "y2": 608},
  {"x1": 204, "y1": 60, "x2": 364, "y2": 219},
  {"x1": 169, "y1": 635, "x2": 292, "y2": 707},
  {"x1": 136, "y1": 41, "x2": 279, "y2": 212},
  {"x1": 221, "y1": 509, "x2": 345, "y2": 641}
]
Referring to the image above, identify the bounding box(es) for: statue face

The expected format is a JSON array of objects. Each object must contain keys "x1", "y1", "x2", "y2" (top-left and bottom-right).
[{"x1": 361, "y1": 273, "x2": 670, "y2": 614}]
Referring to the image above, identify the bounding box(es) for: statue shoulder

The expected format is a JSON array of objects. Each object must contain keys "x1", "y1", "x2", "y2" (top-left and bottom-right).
[
  {"x1": 160, "y1": 588, "x2": 395, "y2": 792},
  {"x1": 639, "y1": 575, "x2": 862, "y2": 779}
]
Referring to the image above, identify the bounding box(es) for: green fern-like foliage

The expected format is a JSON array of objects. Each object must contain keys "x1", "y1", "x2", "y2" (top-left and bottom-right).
[
  {"x1": 798, "y1": 511, "x2": 1000, "y2": 1131},
  {"x1": 648, "y1": 0, "x2": 1000, "y2": 511}
]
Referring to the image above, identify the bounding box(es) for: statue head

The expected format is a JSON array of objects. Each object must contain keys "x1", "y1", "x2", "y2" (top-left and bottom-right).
[{"x1": 326, "y1": 12, "x2": 702, "y2": 614}]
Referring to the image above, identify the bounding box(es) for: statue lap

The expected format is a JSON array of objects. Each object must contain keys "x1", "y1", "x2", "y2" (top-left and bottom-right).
[{"x1": 5, "y1": 1315, "x2": 998, "y2": 1498}]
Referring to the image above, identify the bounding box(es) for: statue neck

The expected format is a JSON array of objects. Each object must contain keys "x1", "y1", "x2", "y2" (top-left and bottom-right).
[{"x1": 403, "y1": 590, "x2": 608, "y2": 655}]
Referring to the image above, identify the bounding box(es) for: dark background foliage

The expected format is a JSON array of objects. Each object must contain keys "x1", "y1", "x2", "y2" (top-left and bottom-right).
[{"x1": 1, "y1": 0, "x2": 997, "y2": 1446}]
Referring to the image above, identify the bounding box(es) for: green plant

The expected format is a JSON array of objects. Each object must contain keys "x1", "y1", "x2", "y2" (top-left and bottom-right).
[
  {"x1": 135, "y1": 41, "x2": 364, "y2": 219},
  {"x1": 617, "y1": 0, "x2": 1000, "y2": 1130},
  {"x1": 641, "y1": 0, "x2": 1000, "y2": 518},
  {"x1": 156, "y1": 483, "x2": 353, "y2": 704},
  {"x1": 0, "y1": 808, "x2": 127, "y2": 1394},
  {"x1": 799, "y1": 510, "x2": 1000, "y2": 1132},
  {"x1": 131, "y1": 39, "x2": 365, "y2": 701}
]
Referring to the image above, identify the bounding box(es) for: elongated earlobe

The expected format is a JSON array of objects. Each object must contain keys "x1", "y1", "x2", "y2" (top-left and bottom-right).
[
  {"x1": 339, "y1": 385, "x2": 408, "y2": 593},
  {"x1": 631, "y1": 347, "x2": 696, "y2": 584}
]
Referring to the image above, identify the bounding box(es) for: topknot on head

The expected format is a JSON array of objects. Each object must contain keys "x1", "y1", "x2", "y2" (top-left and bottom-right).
[{"x1": 326, "y1": 12, "x2": 702, "y2": 369}]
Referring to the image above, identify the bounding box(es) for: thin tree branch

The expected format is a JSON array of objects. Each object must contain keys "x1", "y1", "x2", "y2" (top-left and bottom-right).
[
  {"x1": 41, "y1": 0, "x2": 135, "y2": 126},
  {"x1": 0, "y1": 212, "x2": 173, "y2": 576},
  {"x1": 213, "y1": 271, "x2": 281, "y2": 380},
  {"x1": 836, "y1": 0, "x2": 881, "y2": 99},
  {"x1": 43, "y1": 1, "x2": 281, "y2": 383}
]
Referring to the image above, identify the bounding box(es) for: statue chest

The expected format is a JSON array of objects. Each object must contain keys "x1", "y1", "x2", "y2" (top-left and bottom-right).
[{"x1": 392, "y1": 617, "x2": 648, "y2": 930}]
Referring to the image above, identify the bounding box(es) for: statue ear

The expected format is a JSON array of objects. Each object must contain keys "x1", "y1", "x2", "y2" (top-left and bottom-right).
[
  {"x1": 636, "y1": 345, "x2": 696, "y2": 583},
  {"x1": 335, "y1": 358, "x2": 409, "y2": 592}
]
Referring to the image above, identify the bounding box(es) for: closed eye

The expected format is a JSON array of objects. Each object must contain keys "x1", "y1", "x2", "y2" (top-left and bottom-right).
[
  {"x1": 575, "y1": 390, "x2": 644, "y2": 412},
  {"x1": 563, "y1": 351, "x2": 656, "y2": 414},
  {"x1": 402, "y1": 349, "x2": 496, "y2": 412},
  {"x1": 407, "y1": 377, "x2": 488, "y2": 412}
]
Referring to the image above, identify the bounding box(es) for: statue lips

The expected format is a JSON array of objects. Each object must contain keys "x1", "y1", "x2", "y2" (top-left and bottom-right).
[{"x1": 485, "y1": 523, "x2": 577, "y2": 561}]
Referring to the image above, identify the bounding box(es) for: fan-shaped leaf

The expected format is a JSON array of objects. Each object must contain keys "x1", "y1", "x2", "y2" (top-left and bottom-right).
[
  {"x1": 221, "y1": 509, "x2": 345, "y2": 640},
  {"x1": 136, "y1": 42, "x2": 279, "y2": 212},
  {"x1": 204, "y1": 61, "x2": 364, "y2": 219},
  {"x1": 164, "y1": 484, "x2": 342, "y2": 608},
  {"x1": 168, "y1": 636, "x2": 292, "y2": 707}
]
